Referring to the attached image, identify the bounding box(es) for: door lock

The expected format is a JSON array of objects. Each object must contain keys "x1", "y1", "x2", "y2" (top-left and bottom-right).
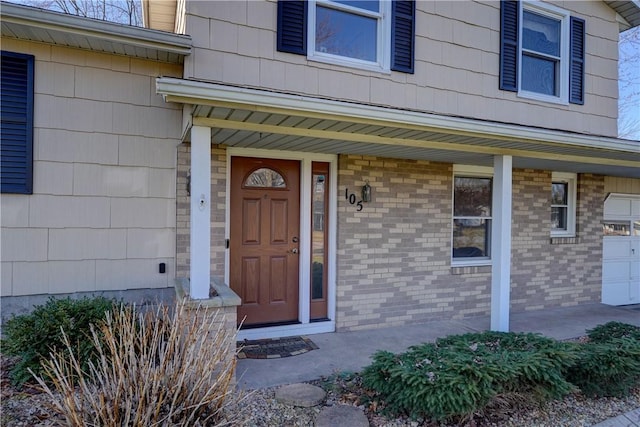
[{"x1": 292, "y1": 236, "x2": 299, "y2": 243}]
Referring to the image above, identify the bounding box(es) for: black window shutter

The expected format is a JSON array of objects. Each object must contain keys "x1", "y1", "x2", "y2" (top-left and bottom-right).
[
  {"x1": 499, "y1": 0, "x2": 519, "y2": 92},
  {"x1": 391, "y1": 0, "x2": 415, "y2": 74},
  {"x1": 569, "y1": 16, "x2": 585, "y2": 105},
  {"x1": 1, "y1": 51, "x2": 34, "y2": 194},
  {"x1": 277, "y1": 0, "x2": 307, "y2": 55}
]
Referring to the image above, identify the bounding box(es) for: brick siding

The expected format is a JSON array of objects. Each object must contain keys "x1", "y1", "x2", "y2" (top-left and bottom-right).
[
  {"x1": 176, "y1": 144, "x2": 227, "y2": 281},
  {"x1": 177, "y1": 151, "x2": 605, "y2": 332},
  {"x1": 510, "y1": 172, "x2": 603, "y2": 311}
]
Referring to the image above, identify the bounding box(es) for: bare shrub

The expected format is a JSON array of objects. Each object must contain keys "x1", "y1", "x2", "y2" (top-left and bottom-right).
[{"x1": 31, "y1": 301, "x2": 246, "y2": 426}]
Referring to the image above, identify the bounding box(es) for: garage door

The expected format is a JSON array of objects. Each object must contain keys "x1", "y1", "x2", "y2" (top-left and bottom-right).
[{"x1": 602, "y1": 194, "x2": 640, "y2": 305}]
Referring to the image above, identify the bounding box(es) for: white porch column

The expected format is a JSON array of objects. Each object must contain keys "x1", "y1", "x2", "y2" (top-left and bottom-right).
[
  {"x1": 190, "y1": 126, "x2": 211, "y2": 299},
  {"x1": 491, "y1": 155, "x2": 512, "y2": 331}
]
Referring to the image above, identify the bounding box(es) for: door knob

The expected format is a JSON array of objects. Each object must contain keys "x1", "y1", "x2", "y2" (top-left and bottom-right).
[{"x1": 290, "y1": 248, "x2": 299, "y2": 254}]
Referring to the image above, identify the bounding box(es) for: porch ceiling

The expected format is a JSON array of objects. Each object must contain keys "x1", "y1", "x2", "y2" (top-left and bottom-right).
[{"x1": 156, "y1": 78, "x2": 640, "y2": 178}]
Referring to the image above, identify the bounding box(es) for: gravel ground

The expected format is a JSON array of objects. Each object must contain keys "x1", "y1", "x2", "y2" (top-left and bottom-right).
[
  {"x1": 234, "y1": 380, "x2": 640, "y2": 427},
  {"x1": 2, "y1": 353, "x2": 639, "y2": 426}
]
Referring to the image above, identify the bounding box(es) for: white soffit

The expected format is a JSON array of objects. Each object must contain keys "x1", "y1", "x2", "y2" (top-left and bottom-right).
[
  {"x1": 157, "y1": 78, "x2": 640, "y2": 177},
  {"x1": 1, "y1": 1, "x2": 191, "y2": 63},
  {"x1": 605, "y1": 0, "x2": 640, "y2": 30}
]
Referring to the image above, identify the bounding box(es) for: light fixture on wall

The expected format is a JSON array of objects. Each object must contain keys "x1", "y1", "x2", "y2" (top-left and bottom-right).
[{"x1": 362, "y1": 180, "x2": 372, "y2": 202}]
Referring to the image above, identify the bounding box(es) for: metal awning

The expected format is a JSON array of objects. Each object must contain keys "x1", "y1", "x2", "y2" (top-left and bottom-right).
[{"x1": 157, "y1": 78, "x2": 640, "y2": 178}]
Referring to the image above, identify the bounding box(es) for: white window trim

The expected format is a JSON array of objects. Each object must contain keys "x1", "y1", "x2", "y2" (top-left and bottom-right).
[
  {"x1": 307, "y1": 0, "x2": 392, "y2": 73},
  {"x1": 452, "y1": 165, "x2": 494, "y2": 267},
  {"x1": 517, "y1": 1, "x2": 571, "y2": 105},
  {"x1": 551, "y1": 172, "x2": 577, "y2": 237}
]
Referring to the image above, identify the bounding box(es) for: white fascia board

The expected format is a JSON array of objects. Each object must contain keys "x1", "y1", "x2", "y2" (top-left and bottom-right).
[
  {"x1": 156, "y1": 78, "x2": 640, "y2": 154},
  {"x1": 1, "y1": 1, "x2": 191, "y2": 55}
]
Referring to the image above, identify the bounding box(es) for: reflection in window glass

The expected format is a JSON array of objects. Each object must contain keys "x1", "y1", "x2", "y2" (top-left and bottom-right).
[
  {"x1": 634, "y1": 221, "x2": 640, "y2": 236},
  {"x1": 453, "y1": 177, "x2": 492, "y2": 217},
  {"x1": 244, "y1": 168, "x2": 286, "y2": 188},
  {"x1": 523, "y1": 11, "x2": 560, "y2": 56},
  {"x1": 551, "y1": 182, "x2": 569, "y2": 230},
  {"x1": 453, "y1": 219, "x2": 491, "y2": 258},
  {"x1": 603, "y1": 222, "x2": 630, "y2": 236},
  {"x1": 453, "y1": 177, "x2": 492, "y2": 259},
  {"x1": 311, "y1": 173, "x2": 326, "y2": 300},
  {"x1": 316, "y1": 6, "x2": 377, "y2": 62},
  {"x1": 521, "y1": 55, "x2": 557, "y2": 96},
  {"x1": 333, "y1": 0, "x2": 379, "y2": 12},
  {"x1": 521, "y1": 9, "x2": 562, "y2": 97}
]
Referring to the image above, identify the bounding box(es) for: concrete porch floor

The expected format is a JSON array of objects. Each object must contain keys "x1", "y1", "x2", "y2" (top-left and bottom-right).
[{"x1": 236, "y1": 303, "x2": 640, "y2": 390}]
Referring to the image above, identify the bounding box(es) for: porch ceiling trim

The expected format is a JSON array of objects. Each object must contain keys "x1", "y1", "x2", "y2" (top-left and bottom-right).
[
  {"x1": 156, "y1": 78, "x2": 640, "y2": 175},
  {"x1": 193, "y1": 117, "x2": 637, "y2": 169}
]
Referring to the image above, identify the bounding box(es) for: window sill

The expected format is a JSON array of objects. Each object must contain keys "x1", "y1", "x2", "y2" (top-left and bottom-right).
[
  {"x1": 308, "y1": 54, "x2": 390, "y2": 74},
  {"x1": 451, "y1": 265, "x2": 492, "y2": 275},
  {"x1": 550, "y1": 236, "x2": 581, "y2": 245},
  {"x1": 517, "y1": 91, "x2": 568, "y2": 106}
]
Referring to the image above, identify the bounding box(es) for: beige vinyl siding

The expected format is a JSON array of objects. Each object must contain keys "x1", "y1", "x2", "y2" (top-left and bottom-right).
[
  {"x1": 604, "y1": 177, "x2": 640, "y2": 194},
  {"x1": 0, "y1": 39, "x2": 183, "y2": 296},
  {"x1": 184, "y1": 0, "x2": 620, "y2": 137}
]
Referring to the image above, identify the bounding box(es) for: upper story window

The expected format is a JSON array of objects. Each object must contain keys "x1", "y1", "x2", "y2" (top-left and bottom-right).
[
  {"x1": 551, "y1": 172, "x2": 576, "y2": 237},
  {"x1": 309, "y1": 0, "x2": 389, "y2": 71},
  {"x1": 1, "y1": 51, "x2": 34, "y2": 194},
  {"x1": 277, "y1": 0, "x2": 415, "y2": 74},
  {"x1": 452, "y1": 166, "x2": 493, "y2": 265},
  {"x1": 500, "y1": 0, "x2": 585, "y2": 105}
]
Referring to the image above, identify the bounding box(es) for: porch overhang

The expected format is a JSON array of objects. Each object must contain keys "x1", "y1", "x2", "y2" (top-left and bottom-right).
[{"x1": 157, "y1": 78, "x2": 640, "y2": 178}]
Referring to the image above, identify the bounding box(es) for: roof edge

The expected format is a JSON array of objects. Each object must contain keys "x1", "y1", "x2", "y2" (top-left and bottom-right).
[
  {"x1": 1, "y1": 1, "x2": 191, "y2": 55},
  {"x1": 156, "y1": 78, "x2": 640, "y2": 154}
]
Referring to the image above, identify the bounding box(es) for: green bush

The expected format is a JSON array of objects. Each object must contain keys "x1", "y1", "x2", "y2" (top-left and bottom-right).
[
  {"x1": 566, "y1": 322, "x2": 640, "y2": 397},
  {"x1": 586, "y1": 321, "x2": 640, "y2": 343},
  {"x1": 1, "y1": 296, "x2": 117, "y2": 385},
  {"x1": 567, "y1": 339, "x2": 640, "y2": 397},
  {"x1": 361, "y1": 331, "x2": 578, "y2": 422}
]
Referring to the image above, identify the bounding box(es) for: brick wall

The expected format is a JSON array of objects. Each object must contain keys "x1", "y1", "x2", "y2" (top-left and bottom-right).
[
  {"x1": 335, "y1": 155, "x2": 491, "y2": 331},
  {"x1": 176, "y1": 144, "x2": 227, "y2": 280},
  {"x1": 509, "y1": 171, "x2": 603, "y2": 312},
  {"x1": 176, "y1": 151, "x2": 605, "y2": 332}
]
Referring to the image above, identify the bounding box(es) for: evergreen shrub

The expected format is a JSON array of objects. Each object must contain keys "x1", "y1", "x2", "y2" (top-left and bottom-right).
[
  {"x1": 1, "y1": 296, "x2": 117, "y2": 385},
  {"x1": 361, "y1": 331, "x2": 578, "y2": 421},
  {"x1": 567, "y1": 322, "x2": 640, "y2": 397}
]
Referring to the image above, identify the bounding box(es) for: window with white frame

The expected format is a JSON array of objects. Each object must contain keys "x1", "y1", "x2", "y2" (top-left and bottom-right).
[
  {"x1": 452, "y1": 167, "x2": 493, "y2": 263},
  {"x1": 308, "y1": 0, "x2": 391, "y2": 71},
  {"x1": 277, "y1": 0, "x2": 415, "y2": 74},
  {"x1": 550, "y1": 172, "x2": 576, "y2": 236},
  {"x1": 520, "y1": 2, "x2": 570, "y2": 102},
  {"x1": 499, "y1": 0, "x2": 585, "y2": 105}
]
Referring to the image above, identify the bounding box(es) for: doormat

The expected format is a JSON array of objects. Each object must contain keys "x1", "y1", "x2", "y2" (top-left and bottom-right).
[{"x1": 237, "y1": 336, "x2": 318, "y2": 359}]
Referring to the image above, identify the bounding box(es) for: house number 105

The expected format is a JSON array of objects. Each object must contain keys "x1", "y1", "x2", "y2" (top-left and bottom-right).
[{"x1": 345, "y1": 188, "x2": 364, "y2": 211}]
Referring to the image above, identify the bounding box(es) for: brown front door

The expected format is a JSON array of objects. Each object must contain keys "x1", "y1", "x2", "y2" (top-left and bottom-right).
[{"x1": 230, "y1": 157, "x2": 300, "y2": 327}]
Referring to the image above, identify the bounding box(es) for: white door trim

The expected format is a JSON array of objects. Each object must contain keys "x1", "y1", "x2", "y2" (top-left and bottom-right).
[{"x1": 225, "y1": 148, "x2": 338, "y2": 340}]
